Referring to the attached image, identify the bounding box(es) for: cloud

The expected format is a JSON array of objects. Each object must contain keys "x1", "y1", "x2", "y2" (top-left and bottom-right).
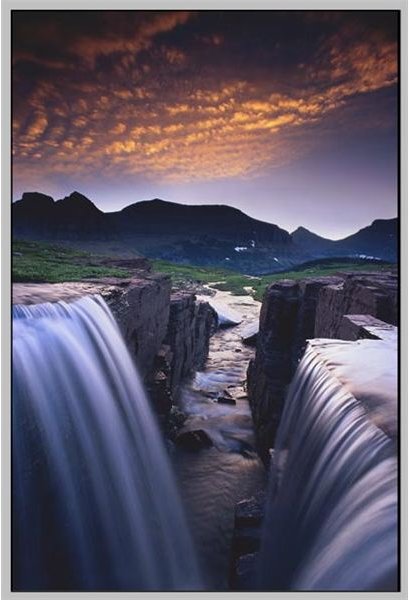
[{"x1": 12, "y1": 11, "x2": 398, "y2": 188}]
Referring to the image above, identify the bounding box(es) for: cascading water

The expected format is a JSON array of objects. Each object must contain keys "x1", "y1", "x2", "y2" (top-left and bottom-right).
[
  {"x1": 12, "y1": 295, "x2": 202, "y2": 591},
  {"x1": 258, "y1": 340, "x2": 398, "y2": 591}
]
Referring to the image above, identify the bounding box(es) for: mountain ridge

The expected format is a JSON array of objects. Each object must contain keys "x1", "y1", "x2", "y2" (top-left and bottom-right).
[{"x1": 12, "y1": 192, "x2": 398, "y2": 274}]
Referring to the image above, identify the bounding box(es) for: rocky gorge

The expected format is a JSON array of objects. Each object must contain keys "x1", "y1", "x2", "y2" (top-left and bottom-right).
[
  {"x1": 12, "y1": 266, "x2": 399, "y2": 591},
  {"x1": 13, "y1": 273, "x2": 217, "y2": 422},
  {"x1": 247, "y1": 270, "x2": 398, "y2": 460}
]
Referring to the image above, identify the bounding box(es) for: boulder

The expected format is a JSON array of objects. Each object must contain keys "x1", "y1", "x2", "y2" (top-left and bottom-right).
[
  {"x1": 216, "y1": 389, "x2": 236, "y2": 405},
  {"x1": 174, "y1": 429, "x2": 213, "y2": 451},
  {"x1": 206, "y1": 298, "x2": 243, "y2": 327},
  {"x1": 235, "y1": 491, "x2": 266, "y2": 528},
  {"x1": 241, "y1": 320, "x2": 259, "y2": 346}
]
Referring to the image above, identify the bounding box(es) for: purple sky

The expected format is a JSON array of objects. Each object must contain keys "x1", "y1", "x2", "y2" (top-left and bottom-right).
[{"x1": 12, "y1": 10, "x2": 398, "y2": 239}]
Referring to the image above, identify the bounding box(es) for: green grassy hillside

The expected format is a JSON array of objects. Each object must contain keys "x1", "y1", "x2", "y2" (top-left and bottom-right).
[
  {"x1": 152, "y1": 258, "x2": 395, "y2": 301},
  {"x1": 13, "y1": 240, "x2": 130, "y2": 283},
  {"x1": 12, "y1": 240, "x2": 394, "y2": 300}
]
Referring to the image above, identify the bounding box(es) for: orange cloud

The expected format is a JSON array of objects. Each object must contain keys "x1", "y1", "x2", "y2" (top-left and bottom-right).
[
  {"x1": 70, "y1": 12, "x2": 192, "y2": 66},
  {"x1": 12, "y1": 14, "x2": 397, "y2": 187}
]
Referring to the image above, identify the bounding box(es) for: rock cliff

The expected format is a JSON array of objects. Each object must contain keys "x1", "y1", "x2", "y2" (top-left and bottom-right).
[
  {"x1": 13, "y1": 275, "x2": 216, "y2": 419},
  {"x1": 247, "y1": 271, "x2": 398, "y2": 460},
  {"x1": 164, "y1": 292, "x2": 217, "y2": 399},
  {"x1": 314, "y1": 271, "x2": 398, "y2": 337}
]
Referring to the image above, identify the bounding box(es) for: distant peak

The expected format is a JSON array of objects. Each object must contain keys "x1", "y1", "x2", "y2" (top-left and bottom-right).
[
  {"x1": 21, "y1": 191, "x2": 54, "y2": 204},
  {"x1": 292, "y1": 226, "x2": 310, "y2": 234},
  {"x1": 67, "y1": 191, "x2": 93, "y2": 203},
  {"x1": 54, "y1": 191, "x2": 102, "y2": 214}
]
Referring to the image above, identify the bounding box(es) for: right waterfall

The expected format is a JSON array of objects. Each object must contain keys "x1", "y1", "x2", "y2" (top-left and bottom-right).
[{"x1": 258, "y1": 338, "x2": 398, "y2": 591}]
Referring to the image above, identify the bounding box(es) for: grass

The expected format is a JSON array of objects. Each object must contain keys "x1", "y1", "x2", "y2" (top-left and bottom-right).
[
  {"x1": 13, "y1": 240, "x2": 131, "y2": 283},
  {"x1": 152, "y1": 258, "x2": 395, "y2": 301},
  {"x1": 12, "y1": 241, "x2": 395, "y2": 295}
]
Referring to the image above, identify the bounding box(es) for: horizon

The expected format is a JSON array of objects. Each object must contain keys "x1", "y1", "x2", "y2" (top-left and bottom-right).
[
  {"x1": 13, "y1": 189, "x2": 398, "y2": 241},
  {"x1": 12, "y1": 10, "x2": 398, "y2": 239}
]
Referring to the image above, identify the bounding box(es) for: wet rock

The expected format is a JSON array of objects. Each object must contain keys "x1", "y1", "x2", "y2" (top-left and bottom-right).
[
  {"x1": 217, "y1": 389, "x2": 236, "y2": 405},
  {"x1": 247, "y1": 272, "x2": 398, "y2": 460},
  {"x1": 206, "y1": 298, "x2": 243, "y2": 327},
  {"x1": 149, "y1": 370, "x2": 172, "y2": 415},
  {"x1": 235, "y1": 491, "x2": 266, "y2": 527},
  {"x1": 217, "y1": 396, "x2": 236, "y2": 405},
  {"x1": 164, "y1": 406, "x2": 188, "y2": 442},
  {"x1": 231, "y1": 552, "x2": 258, "y2": 590},
  {"x1": 230, "y1": 490, "x2": 266, "y2": 589},
  {"x1": 241, "y1": 320, "x2": 259, "y2": 346},
  {"x1": 315, "y1": 271, "x2": 398, "y2": 338},
  {"x1": 165, "y1": 293, "x2": 217, "y2": 399},
  {"x1": 231, "y1": 526, "x2": 260, "y2": 558},
  {"x1": 175, "y1": 429, "x2": 213, "y2": 451},
  {"x1": 339, "y1": 314, "x2": 398, "y2": 342},
  {"x1": 147, "y1": 345, "x2": 173, "y2": 415},
  {"x1": 105, "y1": 274, "x2": 172, "y2": 381},
  {"x1": 14, "y1": 276, "x2": 217, "y2": 422}
]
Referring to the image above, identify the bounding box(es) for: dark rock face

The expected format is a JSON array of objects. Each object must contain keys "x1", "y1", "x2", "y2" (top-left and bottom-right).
[
  {"x1": 107, "y1": 285, "x2": 218, "y2": 415},
  {"x1": 247, "y1": 278, "x2": 341, "y2": 460},
  {"x1": 247, "y1": 271, "x2": 398, "y2": 460},
  {"x1": 314, "y1": 271, "x2": 398, "y2": 338},
  {"x1": 164, "y1": 292, "x2": 217, "y2": 399},
  {"x1": 13, "y1": 274, "x2": 217, "y2": 419},
  {"x1": 105, "y1": 274, "x2": 172, "y2": 380},
  {"x1": 339, "y1": 314, "x2": 398, "y2": 342},
  {"x1": 229, "y1": 491, "x2": 266, "y2": 590},
  {"x1": 147, "y1": 346, "x2": 174, "y2": 416}
]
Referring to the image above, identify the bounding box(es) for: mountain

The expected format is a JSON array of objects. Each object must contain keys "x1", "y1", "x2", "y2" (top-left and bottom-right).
[
  {"x1": 291, "y1": 218, "x2": 398, "y2": 263},
  {"x1": 291, "y1": 226, "x2": 333, "y2": 253},
  {"x1": 12, "y1": 192, "x2": 398, "y2": 274},
  {"x1": 13, "y1": 191, "x2": 109, "y2": 238},
  {"x1": 333, "y1": 218, "x2": 398, "y2": 260}
]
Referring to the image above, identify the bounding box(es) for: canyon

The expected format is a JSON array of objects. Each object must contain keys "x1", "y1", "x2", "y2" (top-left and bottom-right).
[{"x1": 12, "y1": 265, "x2": 399, "y2": 591}]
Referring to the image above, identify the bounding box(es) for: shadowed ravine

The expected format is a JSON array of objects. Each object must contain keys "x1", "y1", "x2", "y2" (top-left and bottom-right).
[
  {"x1": 258, "y1": 341, "x2": 398, "y2": 591},
  {"x1": 11, "y1": 287, "x2": 398, "y2": 592},
  {"x1": 172, "y1": 291, "x2": 266, "y2": 589}
]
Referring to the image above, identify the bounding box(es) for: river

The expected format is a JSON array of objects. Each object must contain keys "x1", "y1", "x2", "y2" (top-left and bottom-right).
[{"x1": 172, "y1": 290, "x2": 266, "y2": 590}]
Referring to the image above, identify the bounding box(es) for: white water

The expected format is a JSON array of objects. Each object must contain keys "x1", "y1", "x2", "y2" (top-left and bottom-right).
[
  {"x1": 258, "y1": 342, "x2": 398, "y2": 591},
  {"x1": 12, "y1": 295, "x2": 202, "y2": 591}
]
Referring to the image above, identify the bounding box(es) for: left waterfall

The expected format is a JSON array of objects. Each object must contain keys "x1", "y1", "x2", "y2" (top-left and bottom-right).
[{"x1": 12, "y1": 295, "x2": 202, "y2": 591}]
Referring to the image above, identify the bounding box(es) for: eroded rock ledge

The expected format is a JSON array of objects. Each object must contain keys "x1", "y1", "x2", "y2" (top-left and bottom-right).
[
  {"x1": 247, "y1": 270, "x2": 398, "y2": 460},
  {"x1": 13, "y1": 276, "x2": 217, "y2": 418}
]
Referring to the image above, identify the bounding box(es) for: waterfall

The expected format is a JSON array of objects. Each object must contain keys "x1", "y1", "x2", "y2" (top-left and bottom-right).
[
  {"x1": 258, "y1": 342, "x2": 398, "y2": 591},
  {"x1": 12, "y1": 295, "x2": 202, "y2": 591}
]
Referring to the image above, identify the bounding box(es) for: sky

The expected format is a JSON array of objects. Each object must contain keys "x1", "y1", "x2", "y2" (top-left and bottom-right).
[{"x1": 12, "y1": 10, "x2": 398, "y2": 239}]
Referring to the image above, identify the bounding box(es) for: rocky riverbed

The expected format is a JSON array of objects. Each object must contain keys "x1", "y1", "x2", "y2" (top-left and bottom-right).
[{"x1": 171, "y1": 290, "x2": 266, "y2": 589}]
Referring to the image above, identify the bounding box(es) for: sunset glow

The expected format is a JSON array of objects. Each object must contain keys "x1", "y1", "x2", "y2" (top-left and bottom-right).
[{"x1": 12, "y1": 10, "x2": 398, "y2": 237}]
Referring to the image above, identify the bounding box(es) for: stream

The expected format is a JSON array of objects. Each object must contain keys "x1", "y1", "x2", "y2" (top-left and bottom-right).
[{"x1": 172, "y1": 290, "x2": 266, "y2": 590}]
